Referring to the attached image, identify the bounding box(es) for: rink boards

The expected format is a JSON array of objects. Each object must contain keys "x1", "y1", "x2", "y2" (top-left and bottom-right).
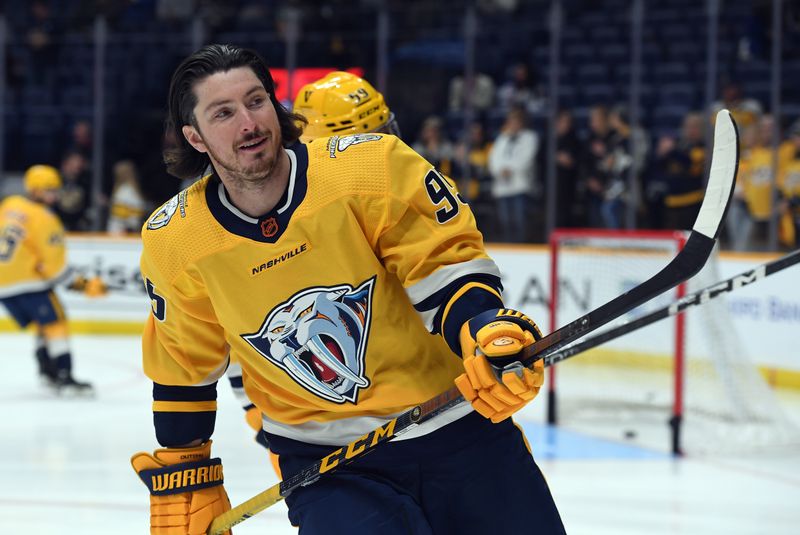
[{"x1": 1, "y1": 235, "x2": 798, "y2": 384}]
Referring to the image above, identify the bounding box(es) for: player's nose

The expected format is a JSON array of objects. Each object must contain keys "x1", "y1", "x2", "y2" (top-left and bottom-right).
[{"x1": 239, "y1": 107, "x2": 257, "y2": 133}]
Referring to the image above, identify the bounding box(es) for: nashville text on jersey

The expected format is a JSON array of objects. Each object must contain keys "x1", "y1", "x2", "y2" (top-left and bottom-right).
[{"x1": 251, "y1": 243, "x2": 310, "y2": 275}]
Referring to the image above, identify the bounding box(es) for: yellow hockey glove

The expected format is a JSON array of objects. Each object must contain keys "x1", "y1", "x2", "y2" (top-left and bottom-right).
[
  {"x1": 66, "y1": 275, "x2": 107, "y2": 297},
  {"x1": 84, "y1": 276, "x2": 108, "y2": 297},
  {"x1": 131, "y1": 441, "x2": 231, "y2": 535},
  {"x1": 454, "y1": 309, "x2": 544, "y2": 423}
]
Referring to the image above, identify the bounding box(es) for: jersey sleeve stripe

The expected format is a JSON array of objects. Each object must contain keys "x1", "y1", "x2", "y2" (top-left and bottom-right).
[
  {"x1": 439, "y1": 282, "x2": 502, "y2": 331},
  {"x1": 153, "y1": 400, "x2": 218, "y2": 412},
  {"x1": 439, "y1": 284, "x2": 505, "y2": 355},
  {"x1": 405, "y1": 258, "x2": 501, "y2": 305},
  {"x1": 152, "y1": 382, "x2": 218, "y2": 447},
  {"x1": 412, "y1": 272, "x2": 503, "y2": 332}
]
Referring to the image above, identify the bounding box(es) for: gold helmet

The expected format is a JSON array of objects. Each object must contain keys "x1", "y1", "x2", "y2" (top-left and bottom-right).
[
  {"x1": 294, "y1": 71, "x2": 399, "y2": 142},
  {"x1": 24, "y1": 165, "x2": 62, "y2": 192}
]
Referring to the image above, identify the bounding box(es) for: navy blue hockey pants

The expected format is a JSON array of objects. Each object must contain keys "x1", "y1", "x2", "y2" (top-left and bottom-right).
[{"x1": 267, "y1": 411, "x2": 566, "y2": 534}]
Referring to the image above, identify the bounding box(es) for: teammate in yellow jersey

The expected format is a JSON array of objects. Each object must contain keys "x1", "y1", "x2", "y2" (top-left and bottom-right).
[
  {"x1": 130, "y1": 44, "x2": 564, "y2": 535},
  {"x1": 293, "y1": 70, "x2": 401, "y2": 141},
  {"x1": 0, "y1": 165, "x2": 93, "y2": 393},
  {"x1": 225, "y1": 71, "x2": 400, "y2": 472}
]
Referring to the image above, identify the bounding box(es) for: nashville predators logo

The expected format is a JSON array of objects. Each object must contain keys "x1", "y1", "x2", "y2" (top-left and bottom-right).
[
  {"x1": 147, "y1": 195, "x2": 179, "y2": 230},
  {"x1": 260, "y1": 217, "x2": 279, "y2": 238},
  {"x1": 242, "y1": 278, "x2": 375, "y2": 404}
]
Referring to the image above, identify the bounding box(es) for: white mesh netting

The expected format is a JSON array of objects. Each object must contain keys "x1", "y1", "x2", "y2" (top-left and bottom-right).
[{"x1": 550, "y1": 232, "x2": 800, "y2": 455}]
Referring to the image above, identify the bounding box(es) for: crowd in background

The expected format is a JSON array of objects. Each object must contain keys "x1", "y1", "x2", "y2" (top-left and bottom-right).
[
  {"x1": 2, "y1": 0, "x2": 800, "y2": 250},
  {"x1": 412, "y1": 70, "x2": 800, "y2": 250},
  {"x1": 15, "y1": 63, "x2": 800, "y2": 251}
]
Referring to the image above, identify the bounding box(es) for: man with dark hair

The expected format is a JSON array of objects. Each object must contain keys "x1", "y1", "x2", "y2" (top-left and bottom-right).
[{"x1": 131, "y1": 44, "x2": 564, "y2": 535}]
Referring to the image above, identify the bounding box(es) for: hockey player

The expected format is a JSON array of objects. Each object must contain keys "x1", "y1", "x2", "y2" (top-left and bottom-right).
[
  {"x1": 225, "y1": 71, "x2": 400, "y2": 465},
  {"x1": 131, "y1": 44, "x2": 565, "y2": 535},
  {"x1": 0, "y1": 165, "x2": 93, "y2": 393},
  {"x1": 293, "y1": 70, "x2": 400, "y2": 140}
]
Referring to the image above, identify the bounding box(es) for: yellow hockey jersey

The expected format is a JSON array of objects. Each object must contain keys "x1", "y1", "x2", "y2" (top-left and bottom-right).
[
  {"x1": 141, "y1": 135, "x2": 502, "y2": 446},
  {"x1": 0, "y1": 195, "x2": 67, "y2": 298}
]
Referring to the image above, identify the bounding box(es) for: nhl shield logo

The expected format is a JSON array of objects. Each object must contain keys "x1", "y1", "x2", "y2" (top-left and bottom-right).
[
  {"x1": 242, "y1": 278, "x2": 375, "y2": 404},
  {"x1": 261, "y1": 217, "x2": 279, "y2": 238}
]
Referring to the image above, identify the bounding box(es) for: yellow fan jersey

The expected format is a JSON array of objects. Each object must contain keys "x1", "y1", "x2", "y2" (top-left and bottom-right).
[
  {"x1": 740, "y1": 142, "x2": 794, "y2": 220},
  {"x1": 141, "y1": 135, "x2": 502, "y2": 446},
  {"x1": 0, "y1": 195, "x2": 67, "y2": 298},
  {"x1": 781, "y1": 146, "x2": 800, "y2": 201}
]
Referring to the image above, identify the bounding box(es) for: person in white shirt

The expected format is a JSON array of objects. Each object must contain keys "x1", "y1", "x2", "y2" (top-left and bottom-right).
[
  {"x1": 106, "y1": 160, "x2": 148, "y2": 235},
  {"x1": 488, "y1": 107, "x2": 539, "y2": 242}
]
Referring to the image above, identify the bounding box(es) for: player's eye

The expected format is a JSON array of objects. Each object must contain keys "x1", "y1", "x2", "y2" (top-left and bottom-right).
[
  {"x1": 298, "y1": 305, "x2": 314, "y2": 318},
  {"x1": 270, "y1": 325, "x2": 285, "y2": 334},
  {"x1": 214, "y1": 109, "x2": 231, "y2": 120},
  {"x1": 249, "y1": 97, "x2": 265, "y2": 108}
]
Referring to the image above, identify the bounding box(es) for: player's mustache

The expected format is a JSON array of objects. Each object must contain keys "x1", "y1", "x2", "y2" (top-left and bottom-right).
[{"x1": 237, "y1": 130, "x2": 267, "y2": 146}]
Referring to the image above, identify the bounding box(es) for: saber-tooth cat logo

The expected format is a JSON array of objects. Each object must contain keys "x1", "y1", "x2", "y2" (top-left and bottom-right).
[{"x1": 242, "y1": 278, "x2": 375, "y2": 404}]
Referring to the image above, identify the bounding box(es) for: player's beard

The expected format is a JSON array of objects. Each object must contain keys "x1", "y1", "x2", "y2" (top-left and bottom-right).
[{"x1": 207, "y1": 129, "x2": 279, "y2": 189}]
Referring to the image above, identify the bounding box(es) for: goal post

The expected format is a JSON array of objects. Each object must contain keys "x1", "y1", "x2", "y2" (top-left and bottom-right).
[{"x1": 546, "y1": 228, "x2": 798, "y2": 455}]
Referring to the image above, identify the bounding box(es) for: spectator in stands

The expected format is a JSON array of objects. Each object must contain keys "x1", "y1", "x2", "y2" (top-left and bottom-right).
[
  {"x1": 581, "y1": 105, "x2": 614, "y2": 228},
  {"x1": 452, "y1": 121, "x2": 492, "y2": 201},
  {"x1": 735, "y1": 115, "x2": 795, "y2": 250},
  {"x1": 649, "y1": 112, "x2": 706, "y2": 232},
  {"x1": 496, "y1": 62, "x2": 546, "y2": 115},
  {"x1": 107, "y1": 160, "x2": 148, "y2": 236},
  {"x1": 488, "y1": 107, "x2": 539, "y2": 242},
  {"x1": 452, "y1": 121, "x2": 495, "y2": 234},
  {"x1": 448, "y1": 73, "x2": 496, "y2": 114},
  {"x1": 56, "y1": 151, "x2": 91, "y2": 232},
  {"x1": 554, "y1": 110, "x2": 583, "y2": 228},
  {"x1": 711, "y1": 82, "x2": 763, "y2": 130},
  {"x1": 725, "y1": 124, "x2": 758, "y2": 251},
  {"x1": 605, "y1": 105, "x2": 650, "y2": 228},
  {"x1": 413, "y1": 115, "x2": 454, "y2": 176},
  {"x1": 779, "y1": 119, "x2": 800, "y2": 248},
  {"x1": 69, "y1": 120, "x2": 93, "y2": 161},
  {"x1": 726, "y1": 123, "x2": 758, "y2": 250}
]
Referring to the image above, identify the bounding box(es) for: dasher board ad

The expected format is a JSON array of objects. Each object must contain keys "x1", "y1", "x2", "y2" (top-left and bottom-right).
[{"x1": 1, "y1": 238, "x2": 797, "y2": 371}]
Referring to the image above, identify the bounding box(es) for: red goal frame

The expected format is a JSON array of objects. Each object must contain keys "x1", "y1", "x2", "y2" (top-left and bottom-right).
[{"x1": 547, "y1": 228, "x2": 688, "y2": 454}]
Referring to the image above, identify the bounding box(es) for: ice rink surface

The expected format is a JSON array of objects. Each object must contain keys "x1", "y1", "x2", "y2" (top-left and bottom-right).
[{"x1": 1, "y1": 333, "x2": 799, "y2": 534}]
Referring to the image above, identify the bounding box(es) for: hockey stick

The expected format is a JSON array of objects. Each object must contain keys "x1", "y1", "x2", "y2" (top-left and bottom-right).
[
  {"x1": 542, "y1": 247, "x2": 800, "y2": 368},
  {"x1": 207, "y1": 110, "x2": 738, "y2": 535}
]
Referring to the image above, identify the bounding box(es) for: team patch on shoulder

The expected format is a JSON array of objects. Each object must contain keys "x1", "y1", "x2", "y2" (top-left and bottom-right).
[
  {"x1": 327, "y1": 134, "x2": 382, "y2": 158},
  {"x1": 147, "y1": 195, "x2": 179, "y2": 230},
  {"x1": 147, "y1": 189, "x2": 190, "y2": 230}
]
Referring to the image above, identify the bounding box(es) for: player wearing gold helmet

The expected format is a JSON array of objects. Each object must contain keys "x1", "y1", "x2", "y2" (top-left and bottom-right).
[
  {"x1": 0, "y1": 165, "x2": 93, "y2": 393},
  {"x1": 293, "y1": 71, "x2": 400, "y2": 141}
]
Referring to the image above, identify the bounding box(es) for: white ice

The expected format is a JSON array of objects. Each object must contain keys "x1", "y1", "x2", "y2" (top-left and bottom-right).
[{"x1": 1, "y1": 333, "x2": 798, "y2": 534}]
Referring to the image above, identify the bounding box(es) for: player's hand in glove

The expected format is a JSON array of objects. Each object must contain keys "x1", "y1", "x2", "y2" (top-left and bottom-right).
[
  {"x1": 84, "y1": 275, "x2": 108, "y2": 297},
  {"x1": 67, "y1": 275, "x2": 108, "y2": 297},
  {"x1": 131, "y1": 440, "x2": 231, "y2": 535},
  {"x1": 454, "y1": 308, "x2": 545, "y2": 423}
]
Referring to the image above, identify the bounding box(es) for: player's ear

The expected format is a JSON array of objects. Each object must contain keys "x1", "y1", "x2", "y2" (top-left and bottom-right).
[{"x1": 182, "y1": 125, "x2": 207, "y2": 154}]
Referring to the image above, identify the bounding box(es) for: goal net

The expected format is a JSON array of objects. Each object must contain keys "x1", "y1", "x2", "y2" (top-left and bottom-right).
[{"x1": 547, "y1": 228, "x2": 800, "y2": 455}]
